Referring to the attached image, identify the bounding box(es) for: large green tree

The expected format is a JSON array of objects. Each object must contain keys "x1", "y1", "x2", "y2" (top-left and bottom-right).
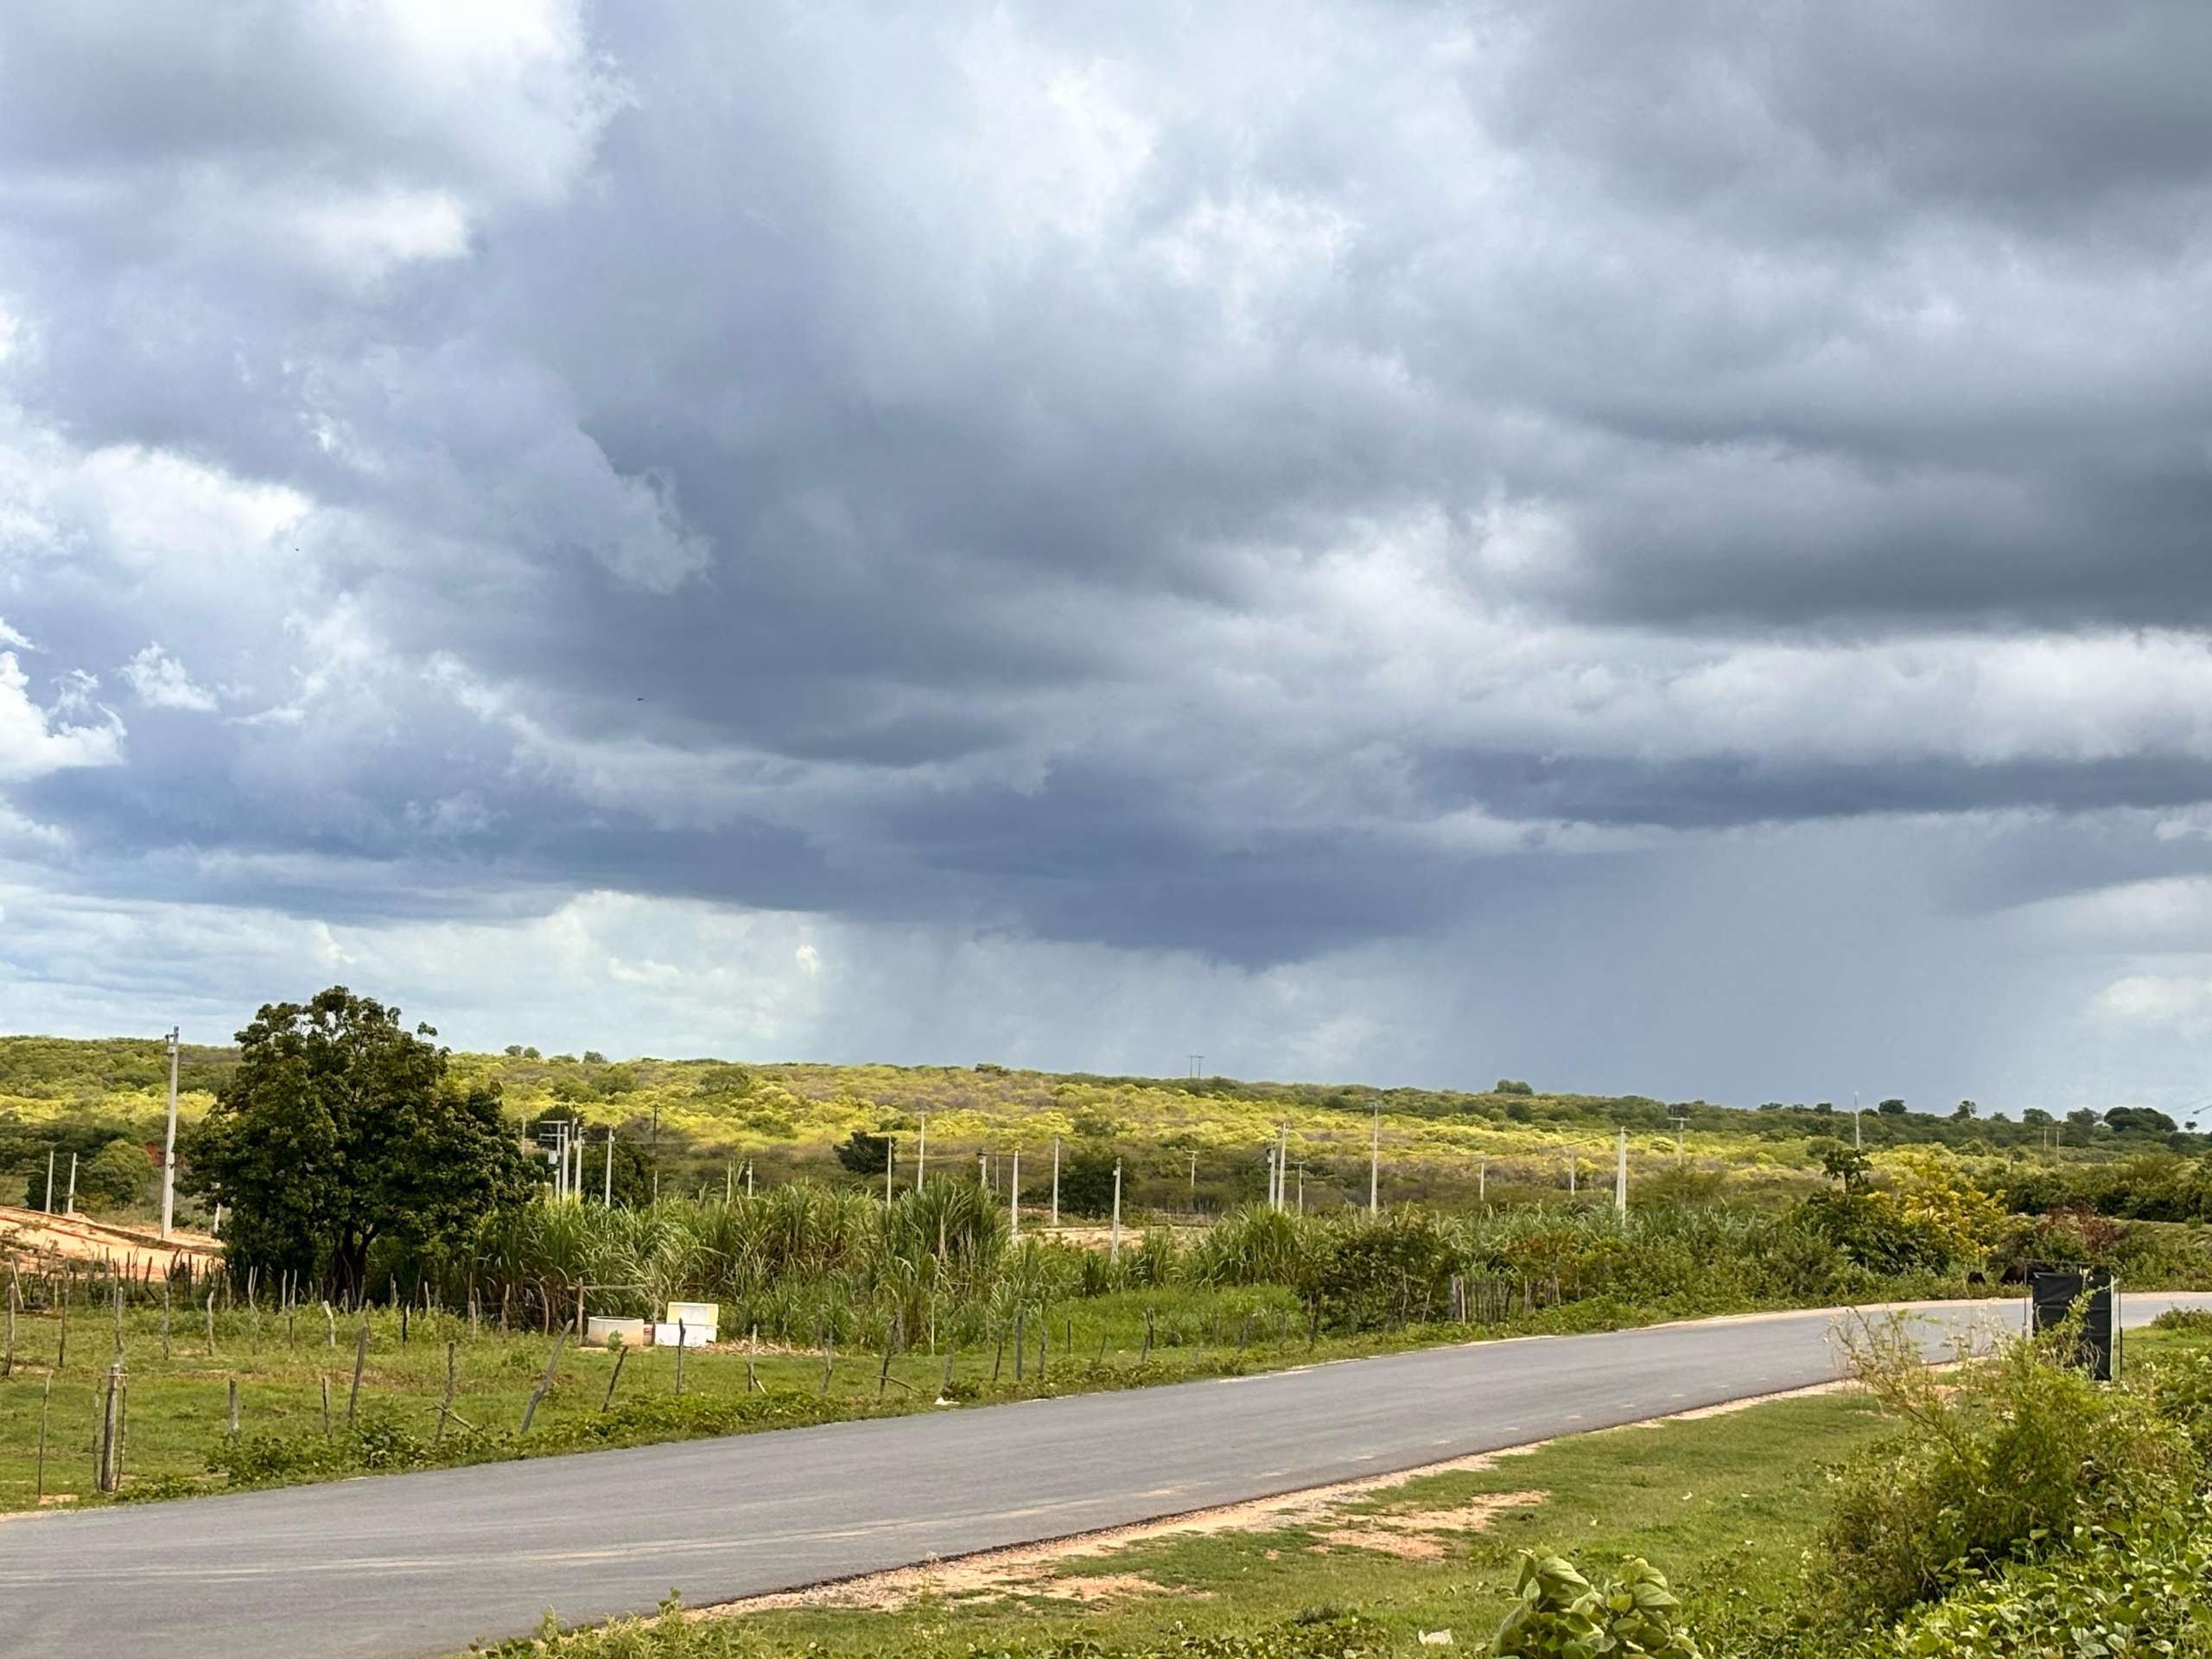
[{"x1": 186, "y1": 987, "x2": 531, "y2": 1298}]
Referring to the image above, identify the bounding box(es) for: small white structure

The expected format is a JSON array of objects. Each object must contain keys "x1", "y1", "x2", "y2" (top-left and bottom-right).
[
  {"x1": 586, "y1": 1316, "x2": 648, "y2": 1346},
  {"x1": 654, "y1": 1300, "x2": 719, "y2": 1346}
]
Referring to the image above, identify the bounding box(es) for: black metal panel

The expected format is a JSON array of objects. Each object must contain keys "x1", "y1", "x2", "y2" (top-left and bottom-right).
[{"x1": 2028, "y1": 1267, "x2": 2116, "y2": 1381}]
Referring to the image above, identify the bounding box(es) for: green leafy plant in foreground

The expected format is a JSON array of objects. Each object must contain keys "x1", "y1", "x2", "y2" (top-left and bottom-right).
[{"x1": 1490, "y1": 1553, "x2": 1702, "y2": 1659}]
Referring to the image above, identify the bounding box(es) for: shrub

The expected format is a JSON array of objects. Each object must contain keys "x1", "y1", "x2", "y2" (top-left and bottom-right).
[
  {"x1": 1880, "y1": 1497, "x2": 2212, "y2": 1658},
  {"x1": 1490, "y1": 1552, "x2": 1702, "y2": 1657},
  {"x1": 1807, "y1": 1315, "x2": 2196, "y2": 1630}
]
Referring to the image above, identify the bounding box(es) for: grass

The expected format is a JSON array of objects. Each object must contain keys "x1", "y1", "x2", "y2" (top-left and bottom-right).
[{"x1": 474, "y1": 1324, "x2": 2212, "y2": 1657}]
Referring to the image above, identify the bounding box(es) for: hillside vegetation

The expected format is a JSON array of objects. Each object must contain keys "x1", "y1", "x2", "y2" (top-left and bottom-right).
[{"x1": 4, "y1": 1033, "x2": 2205, "y2": 1222}]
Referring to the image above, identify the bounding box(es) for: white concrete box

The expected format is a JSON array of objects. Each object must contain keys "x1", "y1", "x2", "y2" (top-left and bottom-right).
[
  {"x1": 664, "y1": 1300, "x2": 720, "y2": 1327},
  {"x1": 586, "y1": 1316, "x2": 648, "y2": 1346},
  {"x1": 653, "y1": 1319, "x2": 715, "y2": 1347}
]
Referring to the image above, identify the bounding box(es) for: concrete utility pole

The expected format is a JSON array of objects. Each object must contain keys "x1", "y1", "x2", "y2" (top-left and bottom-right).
[
  {"x1": 1051, "y1": 1137, "x2": 1060, "y2": 1226},
  {"x1": 978, "y1": 1152, "x2": 988, "y2": 1189},
  {"x1": 746, "y1": 1161, "x2": 754, "y2": 1198},
  {"x1": 1614, "y1": 1127, "x2": 1628, "y2": 1217},
  {"x1": 43, "y1": 1148, "x2": 54, "y2": 1214},
  {"x1": 1669, "y1": 1115, "x2": 1688, "y2": 1168},
  {"x1": 161, "y1": 1027, "x2": 181, "y2": 1240},
  {"x1": 604, "y1": 1129, "x2": 614, "y2": 1205},
  {"x1": 1369, "y1": 1103, "x2": 1380, "y2": 1217},
  {"x1": 65, "y1": 1153, "x2": 77, "y2": 1217},
  {"x1": 1009, "y1": 1149, "x2": 1020, "y2": 1239},
  {"x1": 1109, "y1": 1161, "x2": 1122, "y2": 1263},
  {"x1": 1567, "y1": 1149, "x2": 1575, "y2": 1197},
  {"x1": 1478, "y1": 1154, "x2": 1487, "y2": 1204},
  {"x1": 915, "y1": 1114, "x2": 926, "y2": 1192},
  {"x1": 1188, "y1": 1150, "x2": 1197, "y2": 1205},
  {"x1": 1296, "y1": 1162, "x2": 1305, "y2": 1214},
  {"x1": 1264, "y1": 1146, "x2": 1276, "y2": 1211}
]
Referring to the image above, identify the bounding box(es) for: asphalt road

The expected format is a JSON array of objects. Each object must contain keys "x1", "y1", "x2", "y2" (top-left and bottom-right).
[{"x1": 8, "y1": 1293, "x2": 2209, "y2": 1659}]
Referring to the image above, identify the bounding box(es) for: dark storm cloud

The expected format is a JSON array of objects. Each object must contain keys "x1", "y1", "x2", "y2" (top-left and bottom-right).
[{"x1": 4, "y1": 0, "x2": 2212, "y2": 996}]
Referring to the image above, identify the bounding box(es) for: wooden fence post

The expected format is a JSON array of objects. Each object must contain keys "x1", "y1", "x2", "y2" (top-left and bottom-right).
[
  {"x1": 601, "y1": 1341, "x2": 629, "y2": 1411},
  {"x1": 347, "y1": 1322, "x2": 369, "y2": 1427},
  {"x1": 435, "y1": 1340, "x2": 458, "y2": 1442},
  {"x1": 519, "y1": 1329, "x2": 568, "y2": 1433},
  {"x1": 35, "y1": 1372, "x2": 51, "y2": 1501},
  {"x1": 97, "y1": 1362, "x2": 124, "y2": 1492}
]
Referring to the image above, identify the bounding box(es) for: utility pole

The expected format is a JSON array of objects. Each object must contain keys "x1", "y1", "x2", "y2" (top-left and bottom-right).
[
  {"x1": 1567, "y1": 1149, "x2": 1575, "y2": 1197},
  {"x1": 1478, "y1": 1154, "x2": 1487, "y2": 1204},
  {"x1": 978, "y1": 1151, "x2": 988, "y2": 1188},
  {"x1": 915, "y1": 1114, "x2": 926, "y2": 1191},
  {"x1": 1109, "y1": 1161, "x2": 1122, "y2": 1263},
  {"x1": 604, "y1": 1129, "x2": 614, "y2": 1205},
  {"x1": 65, "y1": 1153, "x2": 77, "y2": 1217},
  {"x1": 1052, "y1": 1136, "x2": 1061, "y2": 1226},
  {"x1": 885, "y1": 1135, "x2": 895, "y2": 1205},
  {"x1": 1614, "y1": 1127, "x2": 1627, "y2": 1217},
  {"x1": 1369, "y1": 1103, "x2": 1380, "y2": 1217},
  {"x1": 1296, "y1": 1161, "x2": 1305, "y2": 1215},
  {"x1": 1853, "y1": 1090, "x2": 1861, "y2": 1151},
  {"x1": 161, "y1": 1027, "x2": 181, "y2": 1240},
  {"x1": 1189, "y1": 1150, "x2": 1197, "y2": 1207},
  {"x1": 43, "y1": 1148, "x2": 54, "y2": 1214},
  {"x1": 1265, "y1": 1146, "x2": 1276, "y2": 1211},
  {"x1": 1009, "y1": 1149, "x2": 1020, "y2": 1239},
  {"x1": 1669, "y1": 1114, "x2": 1688, "y2": 1168}
]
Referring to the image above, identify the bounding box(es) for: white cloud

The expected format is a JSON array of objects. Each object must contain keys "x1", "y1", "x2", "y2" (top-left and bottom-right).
[
  {"x1": 2091, "y1": 974, "x2": 2212, "y2": 1033},
  {"x1": 0, "y1": 651, "x2": 124, "y2": 781},
  {"x1": 120, "y1": 643, "x2": 219, "y2": 712}
]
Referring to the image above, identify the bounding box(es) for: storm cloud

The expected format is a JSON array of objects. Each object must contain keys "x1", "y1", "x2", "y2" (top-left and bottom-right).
[{"x1": 4, "y1": 1, "x2": 2212, "y2": 1111}]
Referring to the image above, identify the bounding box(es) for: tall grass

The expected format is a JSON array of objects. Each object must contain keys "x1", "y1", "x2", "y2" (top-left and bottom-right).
[{"x1": 410, "y1": 1185, "x2": 1977, "y2": 1346}]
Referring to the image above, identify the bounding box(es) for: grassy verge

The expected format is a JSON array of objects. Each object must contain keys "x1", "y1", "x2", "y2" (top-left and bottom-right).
[
  {"x1": 469, "y1": 1325, "x2": 2212, "y2": 1658},
  {"x1": 0, "y1": 1281, "x2": 1886, "y2": 1511}
]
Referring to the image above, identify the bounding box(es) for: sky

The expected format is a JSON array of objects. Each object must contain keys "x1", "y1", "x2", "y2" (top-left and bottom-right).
[{"x1": 3, "y1": 2, "x2": 2212, "y2": 1115}]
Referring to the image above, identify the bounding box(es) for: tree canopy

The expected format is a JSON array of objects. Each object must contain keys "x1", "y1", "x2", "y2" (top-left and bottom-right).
[{"x1": 185, "y1": 987, "x2": 532, "y2": 1297}]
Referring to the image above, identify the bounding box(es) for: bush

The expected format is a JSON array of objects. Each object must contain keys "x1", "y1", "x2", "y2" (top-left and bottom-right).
[
  {"x1": 1806, "y1": 1315, "x2": 2196, "y2": 1630},
  {"x1": 1491, "y1": 1552, "x2": 1702, "y2": 1657},
  {"x1": 1880, "y1": 1497, "x2": 2212, "y2": 1658}
]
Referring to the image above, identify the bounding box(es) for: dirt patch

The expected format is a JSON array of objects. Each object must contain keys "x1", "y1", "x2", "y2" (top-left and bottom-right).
[
  {"x1": 700, "y1": 1458, "x2": 1550, "y2": 1617},
  {"x1": 1317, "y1": 1492, "x2": 1547, "y2": 1559},
  {"x1": 0, "y1": 1205, "x2": 221, "y2": 1274},
  {"x1": 1044, "y1": 1574, "x2": 1176, "y2": 1603},
  {"x1": 1632, "y1": 1380, "x2": 1851, "y2": 1423}
]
